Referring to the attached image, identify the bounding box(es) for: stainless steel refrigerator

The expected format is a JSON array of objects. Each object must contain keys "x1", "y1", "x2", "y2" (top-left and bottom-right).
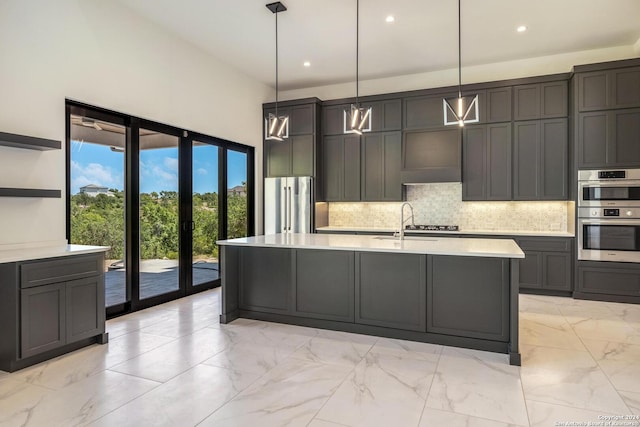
[{"x1": 264, "y1": 177, "x2": 313, "y2": 234}]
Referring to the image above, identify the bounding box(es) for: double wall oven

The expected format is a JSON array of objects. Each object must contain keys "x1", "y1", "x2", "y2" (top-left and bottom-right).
[{"x1": 578, "y1": 169, "x2": 640, "y2": 263}]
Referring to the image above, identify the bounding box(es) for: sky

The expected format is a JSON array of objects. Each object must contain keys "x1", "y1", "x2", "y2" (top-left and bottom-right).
[{"x1": 70, "y1": 140, "x2": 247, "y2": 195}]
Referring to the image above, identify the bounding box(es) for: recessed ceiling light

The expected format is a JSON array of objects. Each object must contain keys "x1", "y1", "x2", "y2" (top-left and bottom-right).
[
  {"x1": 303, "y1": 61, "x2": 311, "y2": 67},
  {"x1": 385, "y1": 15, "x2": 395, "y2": 23},
  {"x1": 517, "y1": 25, "x2": 527, "y2": 33}
]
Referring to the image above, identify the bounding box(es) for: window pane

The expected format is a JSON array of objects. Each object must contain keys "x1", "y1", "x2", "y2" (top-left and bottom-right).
[{"x1": 227, "y1": 150, "x2": 248, "y2": 239}]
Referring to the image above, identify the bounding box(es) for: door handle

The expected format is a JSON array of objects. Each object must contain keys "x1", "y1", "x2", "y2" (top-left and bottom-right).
[{"x1": 182, "y1": 221, "x2": 195, "y2": 231}]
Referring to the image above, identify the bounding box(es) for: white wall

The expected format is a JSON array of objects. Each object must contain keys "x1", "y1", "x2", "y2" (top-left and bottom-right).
[
  {"x1": 280, "y1": 45, "x2": 638, "y2": 101},
  {"x1": 0, "y1": 0, "x2": 273, "y2": 246}
]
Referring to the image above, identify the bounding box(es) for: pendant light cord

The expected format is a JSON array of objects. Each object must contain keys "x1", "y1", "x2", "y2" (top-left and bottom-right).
[
  {"x1": 457, "y1": 0, "x2": 462, "y2": 99},
  {"x1": 356, "y1": 0, "x2": 359, "y2": 107},
  {"x1": 275, "y1": 9, "x2": 279, "y2": 117}
]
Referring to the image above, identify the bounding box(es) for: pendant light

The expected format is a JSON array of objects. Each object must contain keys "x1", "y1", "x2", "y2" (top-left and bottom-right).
[
  {"x1": 265, "y1": 2, "x2": 289, "y2": 141},
  {"x1": 443, "y1": 0, "x2": 479, "y2": 127},
  {"x1": 344, "y1": 0, "x2": 371, "y2": 135}
]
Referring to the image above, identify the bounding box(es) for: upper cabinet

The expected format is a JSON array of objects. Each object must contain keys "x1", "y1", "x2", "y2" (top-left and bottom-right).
[
  {"x1": 485, "y1": 87, "x2": 513, "y2": 123},
  {"x1": 361, "y1": 132, "x2": 402, "y2": 201},
  {"x1": 404, "y1": 94, "x2": 456, "y2": 130},
  {"x1": 577, "y1": 66, "x2": 640, "y2": 112},
  {"x1": 263, "y1": 99, "x2": 321, "y2": 178},
  {"x1": 514, "y1": 81, "x2": 568, "y2": 120},
  {"x1": 323, "y1": 99, "x2": 401, "y2": 135}
]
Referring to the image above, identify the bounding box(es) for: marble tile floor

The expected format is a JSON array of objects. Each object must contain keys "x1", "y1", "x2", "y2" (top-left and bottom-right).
[{"x1": 1, "y1": 290, "x2": 639, "y2": 427}]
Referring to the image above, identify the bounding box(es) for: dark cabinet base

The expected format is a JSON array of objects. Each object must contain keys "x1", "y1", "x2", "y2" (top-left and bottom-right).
[{"x1": 575, "y1": 261, "x2": 640, "y2": 304}]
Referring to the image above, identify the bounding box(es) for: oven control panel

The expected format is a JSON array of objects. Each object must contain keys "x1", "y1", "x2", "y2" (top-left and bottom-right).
[{"x1": 579, "y1": 207, "x2": 639, "y2": 218}]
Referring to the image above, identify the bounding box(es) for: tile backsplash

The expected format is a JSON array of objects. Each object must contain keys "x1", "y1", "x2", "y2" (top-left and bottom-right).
[{"x1": 328, "y1": 183, "x2": 574, "y2": 233}]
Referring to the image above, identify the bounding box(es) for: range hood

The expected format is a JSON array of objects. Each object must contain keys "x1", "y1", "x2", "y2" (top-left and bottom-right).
[{"x1": 400, "y1": 128, "x2": 462, "y2": 184}]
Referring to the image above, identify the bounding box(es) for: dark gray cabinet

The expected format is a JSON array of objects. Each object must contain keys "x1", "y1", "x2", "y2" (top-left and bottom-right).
[
  {"x1": 462, "y1": 123, "x2": 512, "y2": 200},
  {"x1": 295, "y1": 250, "x2": 354, "y2": 322},
  {"x1": 361, "y1": 132, "x2": 402, "y2": 201},
  {"x1": 361, "y1": 99, "x2": 402, "y2": 132},
  {"x1": 485, "y1": 87, "x2": 513, "y2": 123},
  {"x1": 356, "y1": 252, "x2": 426, "y2": 332},
  {"x1": 322, "y1": 104, "x2": 349, "y2": 136},
  {"x1": 404, "y1": 94, "x2": 456, "y2": 130},
  {"x1": 514, "y1": 82, "x2": 568, "y2": 120},
  {"x1": 264, "y1": 100, "x2": 320, "y2": 178},
  {"x1": 577, "y1": 108, "x2": 640, "y2": 168},
  {"x1": 577, "y1": 66, "x2": 640, "y2": 111},
  {"x1": 0, "y1": 253, "x2": 107, "y2": 372},
  {"x1": 576, "y1": 261, "x2": 640, "y2": 301},
  {"x1": 21, "y1": 282, "x2": 66, "y2": 358},
  {"x1": 239, "y1": 247, "x2": 292, "y2": 314},
  {"x1": 427, "y1": 255, "x2": 509, "y2": 342},
  {"x1": 513, "y1": 119, "x2": 568, "y2": 200},
  {"x1": 321, "y1": 135, "x2": 361, "y2": 201},
  {"x1": 516, "y1": 237, "x2": 573, "y2": 292},
  {"x1": 401, "y1": 128, "x2": 461, "y2": 183}
]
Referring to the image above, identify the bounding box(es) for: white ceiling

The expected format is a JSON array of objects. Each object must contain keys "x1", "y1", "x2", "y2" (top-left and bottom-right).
[{"x1": 115, "y1": 0, "x2": 640, "y2": 91}]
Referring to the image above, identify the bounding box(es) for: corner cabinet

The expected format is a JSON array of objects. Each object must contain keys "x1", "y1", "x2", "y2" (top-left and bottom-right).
[{"x1": 0, "y1": 252, "x2": 108, "y2": 372}]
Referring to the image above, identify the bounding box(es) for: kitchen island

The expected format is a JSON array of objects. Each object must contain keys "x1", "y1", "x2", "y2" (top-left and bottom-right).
[{"x1": 217, "y1": 233, "x2": 525, "y2": 365}]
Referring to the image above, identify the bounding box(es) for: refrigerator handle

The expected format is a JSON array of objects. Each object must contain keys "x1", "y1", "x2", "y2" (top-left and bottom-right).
[
  {"x1": 287, "y1": 186, "x2": 292, "y2": 231},
  {"x1": 283, "y1": 185, "x2": 288, "y2": 232}
]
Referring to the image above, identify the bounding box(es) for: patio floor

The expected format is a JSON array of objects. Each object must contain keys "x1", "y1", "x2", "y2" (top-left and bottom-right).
[{"x1": 105, "y1": 260, "x2": 219, "y2": 307}]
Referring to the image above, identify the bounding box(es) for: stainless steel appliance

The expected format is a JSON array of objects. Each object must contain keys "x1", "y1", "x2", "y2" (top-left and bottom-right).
[
  {"x1": 578, "y1": 169, "x2": 640, "y2": 207},
  {"x1": 264, "y1": 177, "x2": 312, "y2": 234},
  {"x1": 578, "y1": 168, "x2": 640, "y2": 262}
]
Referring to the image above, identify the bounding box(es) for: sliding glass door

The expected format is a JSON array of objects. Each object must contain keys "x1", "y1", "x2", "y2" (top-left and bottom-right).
[{"x1": 67, "y1": 101, "x2": 254, "y2": 317}]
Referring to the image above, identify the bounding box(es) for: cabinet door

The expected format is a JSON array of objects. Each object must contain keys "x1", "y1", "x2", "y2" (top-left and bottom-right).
[
  {"x1": 291, "y1": 135, "x2": 314, "y2": 176},
  {"x1": 612, "y1": 108, "x2": 640, "y2": 167},
  {"x1": 578, "y1": 111, "x2": 609, "y2": 168},
  {"x1": 66, "y1": 276, "x2": 104, "y2": 343},
  {"x1": 462, "y1": 126, "x2": 486, "y2": 200},
  {"x1": 428, "y1": 255, "x2": 509, "y2": 342},
  {"x1": 322, "y1": 136, "x2": 343, "y2": 201},
  {"x1": 611, "y1": 67, "x2": 640, "y2": 109},
  {"x1": 290, "y1": 104, "x2": 315, "y2": 135},
  {"x1": 486, "y1": 123, "x2": 512, "y2": 200},
  {"x1": 577, "y1": 262, "x2": 640, "y2": 297},
  {"x1": 540, "y1": 119, "x2": 568, "y2": 199},
  {"x1": 294, "y1": 250, "x2": 354, "y2": 322},
  {"x1": 21, "y1": 283, "x2": 65, "y2": 358},
  {"x1": 356, "y1": 252, "x2": 426, "y2": 332},
  {"x1": 578, "y1": 71, "x2": 610, "y2": 111},
  {"x1": 265, "y1": 139, "x2": 291, "y2": 177},
  {"x1": 486, "y1": 87, "x2": 512, "y2": 123},
  {"x1": 513, "y1": 121, "x2": 540, "y2": 199},
  {"x1": 543, "y1": 253, "x2": 572, "y2": 291},
  {"x1": 343, "y1": 135, "x2": 361, "y2": 201},
  {"x1": 404, "y1": 95, "x2": 454, "y2": 129},
  {"x1": 362, "y1": 99, "x2": 402, "y2": 132},
  {"x1": 323, "y1": 104, "x2": 348, "y2": 135},
  {"x1": 361, "y1": 132, "x2": 402, "y2": 201},
  {"x1": 518, "y1": 251, "x2": 542, "y2": 289},
  {"x1": 540, "y1": 81, "x2": 568, "y2": 118},
  {"x1": 239, "y1": 247, "x2": 292, "y2": 314},
  {"x1": 514, "y1": 84, "x2": 540, "y2": 121}
]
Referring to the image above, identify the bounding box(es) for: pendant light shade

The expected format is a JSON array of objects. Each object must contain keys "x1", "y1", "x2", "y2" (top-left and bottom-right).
[
  {"x1": 265, "y1": 2, "x2": 289, "y2": 141},
  {"x1": 443, "y1": 0, "x2": 479, "y2": 127},
  {"x1": 344, "y1": 0, "x2": 372, "y2": 135}
]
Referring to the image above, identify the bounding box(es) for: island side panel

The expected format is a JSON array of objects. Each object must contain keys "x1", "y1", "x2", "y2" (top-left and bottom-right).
[
  {"x1": 427, "y1": 255, "x2": 510, "y2": 343},
  {"x1": 509, "y1": 258, "x2": 521, "y2": 366},
  {"x1": 220, "y1": 245, "x2": 240, "y2": 323}
]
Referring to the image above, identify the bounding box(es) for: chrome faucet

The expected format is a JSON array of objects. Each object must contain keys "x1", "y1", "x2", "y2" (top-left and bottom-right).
[{"x1": 399, "y1": 202, "x2": 415, "y2": 240}]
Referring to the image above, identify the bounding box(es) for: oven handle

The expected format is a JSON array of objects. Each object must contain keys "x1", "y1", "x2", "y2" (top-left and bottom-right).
[
  {"x1": 579, "y1": 219, "x2": 640, "y2": 225},
  {"x1": 579, "y1": 180, "x2": 640, "y2": 187}
]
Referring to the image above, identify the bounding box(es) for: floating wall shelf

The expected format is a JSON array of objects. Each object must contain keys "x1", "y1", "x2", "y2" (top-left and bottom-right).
[
  {"x1": 0, "y1": 131, "x2": 61, "y2": 150},
  {"x1": 0, "y1": 188, "x2": 62, "y2": 198}
]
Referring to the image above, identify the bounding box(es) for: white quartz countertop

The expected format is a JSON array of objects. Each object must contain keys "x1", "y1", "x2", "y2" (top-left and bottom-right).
[
  {"x1": 217, "y1": 233, "x2": 524, "y2": 258},
  {"x1": 0, "y1": 244, "x2": 110, "y2": 264},
  {"x1": 316, "y1": 226, "x2": 574, "y2": 238}
]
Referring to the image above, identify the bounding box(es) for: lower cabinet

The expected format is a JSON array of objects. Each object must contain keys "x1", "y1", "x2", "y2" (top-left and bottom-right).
[
  {"x1": 576, "y1": 261, "x2": 640, "y2": 302},
  {"x1": 1, "y1": 252, "x2": 107, "y2": 372},
  {"x1": 239, "y1": 247, "x2": 292, "y2": 314},
  {"x1": 516, "y1": 237, "x2": 573, "y2": 293},
  {"x1": 427, "y1": 256, "x2": 509, "y2": 342},
  {"x1": 294, "y1": 250, "x2": 354, "y2": 322},
  {"x1": 356, "y1": 252, "x2": 426, "y2": 332}
]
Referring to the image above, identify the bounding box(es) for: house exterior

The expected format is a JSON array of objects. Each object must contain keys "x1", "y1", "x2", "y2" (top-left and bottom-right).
[{"x1": 79, "y1": 184, "x2": 113, "y2": 197}]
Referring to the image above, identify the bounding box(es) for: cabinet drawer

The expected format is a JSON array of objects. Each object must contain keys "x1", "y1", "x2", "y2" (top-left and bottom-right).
[
  {"x1": 516, "y1": 238, "x2": 571, "y2": 252},
  {"x1": 21, "y1": 255, "x2": 102, "y2": 289}
]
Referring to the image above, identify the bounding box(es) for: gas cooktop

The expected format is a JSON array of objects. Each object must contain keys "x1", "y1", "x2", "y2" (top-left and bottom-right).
[{"x1": 404, "y1": 225, "x2": 459, "y2": 231}]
